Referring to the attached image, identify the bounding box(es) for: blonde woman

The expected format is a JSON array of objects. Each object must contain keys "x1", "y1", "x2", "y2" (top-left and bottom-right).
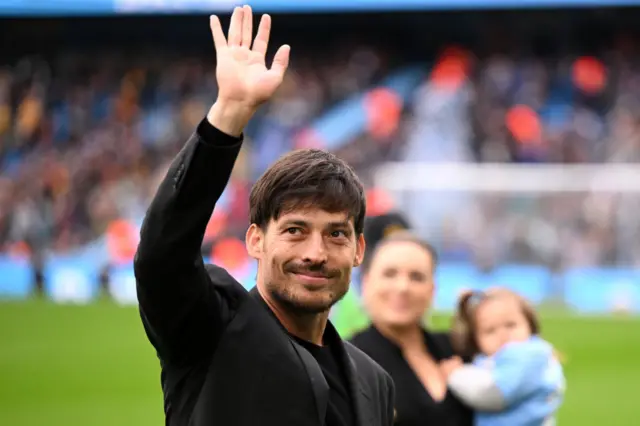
[{"x1": 350, "y1": 232, "x2": 473, "y2": 426}]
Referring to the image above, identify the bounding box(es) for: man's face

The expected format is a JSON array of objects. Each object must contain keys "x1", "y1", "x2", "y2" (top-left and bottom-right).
[{"x1": 246, "y1": 208, "x2": 365, "y2": 314}]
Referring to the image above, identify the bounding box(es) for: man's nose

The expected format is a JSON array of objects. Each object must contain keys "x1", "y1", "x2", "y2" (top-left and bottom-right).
[{"x1": 301, "y1": 233, "x2": 328, "y2": 264}]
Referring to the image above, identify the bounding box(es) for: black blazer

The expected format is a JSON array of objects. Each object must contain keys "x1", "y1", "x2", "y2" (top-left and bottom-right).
[
  {"x1": 350, "y1": 326, "x2": 474, "y2": 426},
  {"x1": 134, "y1": 119, "x2": 395, "y2": 426}
]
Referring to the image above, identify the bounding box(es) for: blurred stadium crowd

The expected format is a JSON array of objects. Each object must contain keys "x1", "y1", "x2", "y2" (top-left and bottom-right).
[
  {"x1": 1, "y1": 11, "x2": 640, "y2": 273},
  {"x1": 0, "y1": 10, "x2": 637, "y2": 426}
]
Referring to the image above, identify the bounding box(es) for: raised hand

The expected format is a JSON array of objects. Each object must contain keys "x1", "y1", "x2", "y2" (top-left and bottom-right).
[{"x1": 210, "y1": 6, "x2": 290, "y2": 110}]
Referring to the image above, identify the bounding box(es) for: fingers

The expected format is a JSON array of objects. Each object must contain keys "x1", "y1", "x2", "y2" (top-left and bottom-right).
[
  {"x1": 252, "y1": 14, "x2": 271, "y2": 57},
  {"x1": 211, "y1": 6, "x2": 252, "y2": 51},
  {"x1": 270, "y1": 44, "x2": 291, "y2": 76},
  {"x1": 227, "y1": 6, "x2": 244, "y2": 47},
  {"x1": 241, "y1": 5, "x2": 253, "y2": 48},
  {"x1": 209, "y1": 15, "x2": 227, "y2": 50}
]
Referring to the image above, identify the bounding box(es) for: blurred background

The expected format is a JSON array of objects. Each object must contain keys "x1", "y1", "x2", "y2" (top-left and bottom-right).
[{"x1": 1, "y1": 1, "x2": 639, "y2": 425}]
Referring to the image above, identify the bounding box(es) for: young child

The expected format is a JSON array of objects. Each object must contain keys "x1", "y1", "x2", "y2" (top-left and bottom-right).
[{"x1": 441, "y1": 288, "x2": 565, "y2": 426}]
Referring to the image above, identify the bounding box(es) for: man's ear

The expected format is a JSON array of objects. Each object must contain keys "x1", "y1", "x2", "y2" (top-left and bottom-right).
[
  {"x1": 245, "y1": 223, "x2": 264, "y2": 260},
  {"x1": 353, "y1": 233, "x2": 366, "y2": 267}
]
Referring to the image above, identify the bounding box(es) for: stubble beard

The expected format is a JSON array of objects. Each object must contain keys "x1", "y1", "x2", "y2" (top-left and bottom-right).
[{"x1": 269, "y1": 279, "x2": 349, "y2": 316}]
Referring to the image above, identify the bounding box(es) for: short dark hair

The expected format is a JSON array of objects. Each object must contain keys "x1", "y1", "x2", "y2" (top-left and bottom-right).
[
  {"x1": 361, "y1": 231, "x2": 439, "y2": 274},
  {"x1": 249, "y1": 149, "x2": 366, "y2": 234}
]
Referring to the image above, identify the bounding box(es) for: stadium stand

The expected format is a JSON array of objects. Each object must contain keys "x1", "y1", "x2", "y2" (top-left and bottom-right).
[{"x1": 1, "y1": 11, "x2": 639, "y2": 312}]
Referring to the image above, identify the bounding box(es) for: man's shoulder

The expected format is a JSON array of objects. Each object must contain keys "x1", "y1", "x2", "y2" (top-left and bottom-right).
[
  {"x1": 344, "y1": 340, "x2": 393, "y2": 388},
  {"x1": 345, "y1": 341, "x2": 396, "y2": 425},
  {"x1": 204, "y1": 262, "x2": 243, "y2": 283},
  {"x1": 203, "y1": 262, "x2": 250, "y2": 306}
]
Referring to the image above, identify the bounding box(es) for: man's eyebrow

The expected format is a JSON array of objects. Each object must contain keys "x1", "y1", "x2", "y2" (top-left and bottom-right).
[
  {"x1": 281, "y1": 219, "x2": 309, "y2": 227},
  {"x1": 280, "y1": 219, "x2": 352, "y2": 229},
  {"x1": 328, "y1": 221, "x2": 351, "y2": 228}
]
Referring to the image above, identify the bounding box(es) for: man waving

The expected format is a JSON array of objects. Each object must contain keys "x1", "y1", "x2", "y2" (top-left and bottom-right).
[{"x1": 134, "y1": 6, "x2": 395, "y2": 426}]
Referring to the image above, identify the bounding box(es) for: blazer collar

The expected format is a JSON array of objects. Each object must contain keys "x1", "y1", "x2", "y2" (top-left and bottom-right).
[{"x1": 249, "y1": 287, "x2": 372, "y2": 426}]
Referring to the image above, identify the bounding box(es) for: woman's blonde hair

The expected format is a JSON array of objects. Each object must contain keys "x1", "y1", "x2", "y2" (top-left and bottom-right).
[{"x1": 451, "y1": 288, "x2": 541, "y2": 358}]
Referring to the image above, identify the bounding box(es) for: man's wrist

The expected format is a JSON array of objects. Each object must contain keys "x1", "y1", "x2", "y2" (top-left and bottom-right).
[{"x1": 206, "y1": 100, "x2": 256, "y2": 138}]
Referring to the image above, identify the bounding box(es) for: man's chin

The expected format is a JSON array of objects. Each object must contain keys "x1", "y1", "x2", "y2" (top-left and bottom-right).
[
  {"x1": 275, "y1": 289, "x2": 344, "y2": 315},
  {"x1": 289, "y1": 296, "x2": 334, "y2": 315}
]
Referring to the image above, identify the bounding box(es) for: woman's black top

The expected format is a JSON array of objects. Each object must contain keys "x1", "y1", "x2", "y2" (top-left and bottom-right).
[{"x1": 350, "y1": 326, "x2": 473, "y2": 426}]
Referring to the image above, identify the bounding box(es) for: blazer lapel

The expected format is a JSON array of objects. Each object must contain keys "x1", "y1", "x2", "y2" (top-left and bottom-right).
[
  {"x1": 328, "y1": 324, "x2": 374, "y2": 426},
  {"x1": 347, "y1": 355, "x2": 375, "y2": 426},
  {"x1": 289, "y1": 338, "x2": 330, "y2": 426},
  {"x1": 249, "y1": 288, "x2": 329, "y2": 426}
]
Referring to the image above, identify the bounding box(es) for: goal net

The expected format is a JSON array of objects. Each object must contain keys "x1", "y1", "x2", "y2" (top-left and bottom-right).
[{"x1": 372, "y1": 163, "x2": 640, "y2": 314}]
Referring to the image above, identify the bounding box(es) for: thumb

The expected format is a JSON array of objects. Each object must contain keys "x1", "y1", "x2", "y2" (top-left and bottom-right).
[{"x1": 269, "y1": 44, "x2": 290, "y2": 77}]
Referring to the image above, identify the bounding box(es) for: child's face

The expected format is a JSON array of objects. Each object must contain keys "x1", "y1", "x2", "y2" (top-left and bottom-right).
[{"x1": 475, "y1": 296, "x2": 532, "y2": 356}]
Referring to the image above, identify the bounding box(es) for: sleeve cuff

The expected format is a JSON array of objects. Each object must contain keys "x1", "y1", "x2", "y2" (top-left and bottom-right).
[
  {"x1": 448, "y1": 365, "x2": 506, "y2": 411},
  {"x1": 197, "y1": 117, "x2": 243, "y2": 147}
]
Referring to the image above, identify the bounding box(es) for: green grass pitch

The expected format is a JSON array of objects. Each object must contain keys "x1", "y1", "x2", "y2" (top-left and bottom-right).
[{"x1": 0, "y1": 300, "x2": 638, "y2": 425}]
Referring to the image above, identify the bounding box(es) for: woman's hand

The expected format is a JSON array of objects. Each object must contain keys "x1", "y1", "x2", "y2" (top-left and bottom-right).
[{"x1": 440, "y1": 356, "x2": 464, "y2": 379}]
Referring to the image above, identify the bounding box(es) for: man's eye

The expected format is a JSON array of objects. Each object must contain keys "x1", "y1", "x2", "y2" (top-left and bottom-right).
[
  {"x1": 331, "y1": 230, "x2": 346, "y2": 238},
  {"x1": 286, "y1": 227, "x2": 301, "y2": 235}
]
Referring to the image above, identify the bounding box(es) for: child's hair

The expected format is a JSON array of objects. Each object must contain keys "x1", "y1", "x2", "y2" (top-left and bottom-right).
[{"x1": 451, "y1": 288, "x2": 541, "y2": 358}]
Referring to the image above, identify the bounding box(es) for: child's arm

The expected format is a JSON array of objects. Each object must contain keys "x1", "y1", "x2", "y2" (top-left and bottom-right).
[{"x1": 447, "y1": 364, "x2": 507, "y2": 411}]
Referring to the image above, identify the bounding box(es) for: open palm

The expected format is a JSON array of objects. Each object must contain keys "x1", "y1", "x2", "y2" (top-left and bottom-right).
[{"x1": 210, "y1": 6, "x2": 290, "y2": 108}]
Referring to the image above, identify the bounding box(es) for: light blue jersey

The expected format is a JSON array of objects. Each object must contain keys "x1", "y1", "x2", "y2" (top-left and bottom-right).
[{"x1": 448, "y1": 336, "x2": 565, "y2": 426}]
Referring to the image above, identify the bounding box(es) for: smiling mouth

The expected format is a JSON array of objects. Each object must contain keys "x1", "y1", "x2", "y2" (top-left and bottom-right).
[{"x1": 291, "y1": 272, "x2": 330, "y2": 283}]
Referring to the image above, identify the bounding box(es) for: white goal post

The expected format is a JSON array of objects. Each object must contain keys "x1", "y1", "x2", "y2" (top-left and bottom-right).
[{"x1": 373, "y1": 163, "x2": 640, "y2": 193}]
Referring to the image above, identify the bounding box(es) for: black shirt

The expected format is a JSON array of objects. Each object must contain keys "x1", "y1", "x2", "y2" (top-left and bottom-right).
[
  {"x1": 253, "y1": 289, "x2": 355, "y2": 426},
  {"x1": 350, "y1": 326, "x2": 473, "y2": 426},
  {"x1": 294, "y1": 336, "x2": 356, "y2": 426}
]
